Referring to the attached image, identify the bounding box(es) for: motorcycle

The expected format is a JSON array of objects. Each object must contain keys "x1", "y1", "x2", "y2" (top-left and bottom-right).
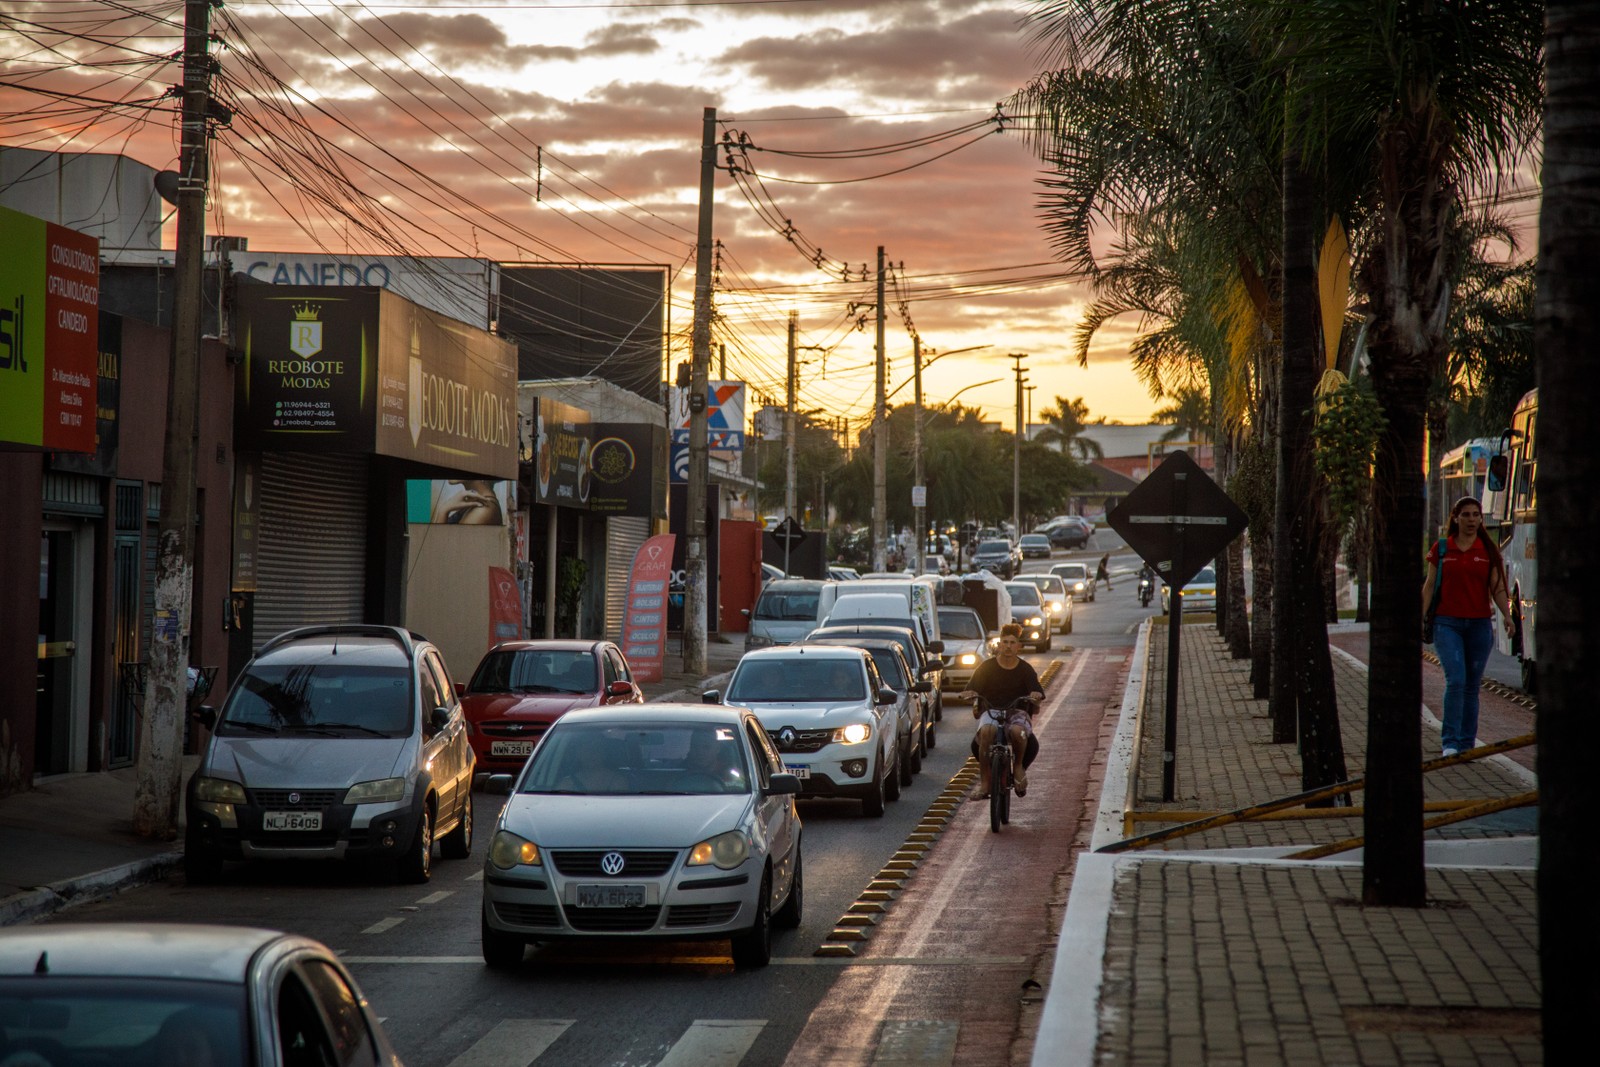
[{"x1": 1138, "y1": 576, "x2": 1154, "y2": 607}]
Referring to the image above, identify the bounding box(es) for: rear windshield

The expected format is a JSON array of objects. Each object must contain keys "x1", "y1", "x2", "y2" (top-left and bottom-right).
[
  {"x1": 729, "y1": 657, "x2": 866, "y2": 702},
  {"x1": 470, "y1": 649, "x2": 596, "y2": 694},
  {"x1": 976, "y1": 540, "x2": 1010, "y2": 553},
  {"x1": 938, "y1": 612, "x2": 985, "y2": 640},
  {"x1": 1190, "y1": 568, "x2": 1217, "y2": 586},
  {"x1": 867, "y1": 649, "x2": 906, "y2": 688},
  {"x1": 1008, "y1": 585, "x2": 1042, "y2": 606},
  {"x1": 221, "y1": 664, "x2": 412, "y2": 736},
  {"x1": 754, "y1": 589, "x2": 821, "y2": 621}
]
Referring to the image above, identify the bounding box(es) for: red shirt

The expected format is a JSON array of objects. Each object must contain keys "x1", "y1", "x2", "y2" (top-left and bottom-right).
[{"x1": 1426, "y1": 536, "x2": 1496, "y2": 619}]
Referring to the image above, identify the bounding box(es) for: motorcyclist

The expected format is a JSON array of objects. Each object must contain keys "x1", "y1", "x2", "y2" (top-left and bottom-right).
[
  {"x1": 1137, "y1": 562, "x2": 1157, "y2": 605},
  {"x1": 960, "y1": 623, "x2": 1043, "y2": 800}
]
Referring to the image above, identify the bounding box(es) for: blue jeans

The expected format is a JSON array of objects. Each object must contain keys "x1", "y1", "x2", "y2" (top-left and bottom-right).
[{"x1": 1434, "y1": 615, "x2": 1493, "y2": 752}]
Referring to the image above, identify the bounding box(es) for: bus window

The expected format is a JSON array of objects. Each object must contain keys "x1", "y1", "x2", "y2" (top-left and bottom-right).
[{"x1": 1512, "y1": 411, "x2": 1536, "y2": 516}]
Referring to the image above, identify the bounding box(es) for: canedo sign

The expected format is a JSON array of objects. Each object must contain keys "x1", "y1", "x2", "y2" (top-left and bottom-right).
[
  {"x1": 234, "y1": 285, "x2": 517, "y2": 479},
  {"x1": 0, "y1": 204, "x2": 98, "y2": 454}
]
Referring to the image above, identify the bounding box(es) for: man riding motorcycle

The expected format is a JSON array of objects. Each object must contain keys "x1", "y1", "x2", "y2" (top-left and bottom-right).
[
  {"x1": 960, "y1": 623, "x2": 1043, "y2": 800},
  {"x1": 1137, "y1": 562, "x2": 1157, "y2": 607}
]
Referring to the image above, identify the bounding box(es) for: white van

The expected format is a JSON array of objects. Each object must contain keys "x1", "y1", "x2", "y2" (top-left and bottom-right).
[
  {"x1": 743, "y1": 578, "x2": 839, "y2": 651},
  {"x1": 826, "y1": 578, "x2": 942, "y2": 649}
]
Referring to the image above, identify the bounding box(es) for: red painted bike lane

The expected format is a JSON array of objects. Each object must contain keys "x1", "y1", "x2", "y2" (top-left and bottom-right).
[{"x1": 781, "y1": 640, "x2": 1133, "y2": 1067}]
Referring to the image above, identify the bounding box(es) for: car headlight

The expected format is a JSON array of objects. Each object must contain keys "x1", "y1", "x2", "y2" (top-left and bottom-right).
[
  {"x1": 958, "y1": 653, "x2": 977, "y2": 666},
  {"x1": 193, "y1": 776, "x2": 247, "y2": 804},
  {"x1": 831, "y1": 722, "x2": 872, "y2": 745},
  {"x1": 489, "y1": 830, "x2": 542, "y2": 869},
  {"x1": 345, "y1": 777, "x2": 407, "y2": 805},
  {"x1": 745, "y1": 633, "x2": 774, "y2": 649},
  {"x1": 688, "y1": 830, "x2": 750, "y2": 870},
  {"x1": 1047, "y1": 601, "x2": 1063, "y2": 613},
  {"x1": 1027, "y1": 616, "x2": 1043, "y2": 627},
  {"x1": 1073, "y1": 582, "x2": 1085, "y2": 592}
]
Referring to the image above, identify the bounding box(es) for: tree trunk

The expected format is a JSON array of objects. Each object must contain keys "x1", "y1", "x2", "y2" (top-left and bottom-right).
[
  {"x1": 1226, "y1": 533, "x2": 1250, "y2": 658},
  {"x1": 1425, "y1": 397, "x2": 1448, "y2": 537},
  {"x1": 1537, "y1": 0, "x2": 1600, "y2": 1046},
  {"x1": 1249, "y1": 530, "x2": 1272, "y2": 697}
]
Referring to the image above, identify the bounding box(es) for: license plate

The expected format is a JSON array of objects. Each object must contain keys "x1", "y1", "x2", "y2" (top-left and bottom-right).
[
  {"x1": 263, "y1": 811, "x2": 322, "y2": 831},
  {"x1": 490, "y1": 740, "x2": 534, "y2": 756},
  {"x1": 576, "y1": 884, "x2": 646, "y2": 908},
  {"x1": 783, "y1": 764, "x2": 811, "y2": 779}
]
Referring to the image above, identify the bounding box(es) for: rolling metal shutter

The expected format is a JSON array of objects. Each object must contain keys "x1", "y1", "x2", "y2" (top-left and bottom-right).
[
  {"x1": 603, "y1": 516, "x2": 650, "y2": 636},
  {"x1": 253, "y1": 452, "x2": 369, "y2": 647}
]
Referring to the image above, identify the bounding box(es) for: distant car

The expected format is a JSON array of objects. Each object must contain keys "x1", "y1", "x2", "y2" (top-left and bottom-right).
[
  {"x1": 479, "y1": 705, "x2": 802, "y2": 970},
  {"x1": 0, "y1": 924, "x2": 405, "y2": 1066},
  {"x1": 459, "y1": 640, "x2": 643, "y2": 776},
  {"x1": 1004, "y1": 582, "x2": 1053, "y2": 652},
  {"x1": 1047, "y1": 518, "x2": 1092, "y2": 549},
  {"x1": 1018, "y1": 533, "x2": 1054, "y2": 559},
  {"x1": 761, "y1": 562, "x2": 786, "y2": 584},
  {"x1": 829, "y1": 566, "x2": 863, "y2": 581},
  {"x1": 1162, "y1": 565, "x2": 1218, "y2": 614},
  {"x1": 799, "y1": 635, "x2": 929, "y2": 782},
  {"x1": 971, "y1": 539, "x2": 1019, "y2": 580},
  {"x1": 1017, "y1": 573, "x2": 1074, "y2": 633},
  {"x1": 936, "y1": 606, "x2": 989, "y2": 693},
  {"x1": 1051, "y1": 561, "x2": 1094, "y2": 602},
  {"x1": 922, "y1": 554, "x2": 951, "y2": 576},
  {"x1": 185, "y1": 624, "x2": 476, "y2": 885}
]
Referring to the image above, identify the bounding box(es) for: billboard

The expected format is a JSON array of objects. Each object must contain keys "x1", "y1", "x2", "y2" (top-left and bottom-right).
[
  {"x1": 670, "y1": 381, "x2": 746, "y2": 456},
  {"x1": 498, "y1": 265, "x2": 667, "y2": 401},
  {"x1": 0, "y1": 204, "x2": 98, "y2": 453},
  {"x1": 237, "y1": 253, "x2": 495, "y2": 329},
  {"x1": 533, "y1": 396, "x2": 591, "y2": 508}
]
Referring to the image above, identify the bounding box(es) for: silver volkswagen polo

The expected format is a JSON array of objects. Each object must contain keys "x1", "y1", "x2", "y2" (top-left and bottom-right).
[{"x1": 480, "y1": 705, "x2": 803, "y2": 969}]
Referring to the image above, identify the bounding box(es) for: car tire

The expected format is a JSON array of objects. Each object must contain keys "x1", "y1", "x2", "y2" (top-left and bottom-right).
[
  {"x1": 183, "y1": 835, "x2": 222, "y2": 885},
  {"x1": 1064, "y1": 614, "x2": 1073, "y2": 635},
  {"x1": 773, "y1": 848, "x2": 803, "y2": 930},
  {"x1": 397, "y1": 806, "x2": 433, "y2": 884},
  {"x1": 1039, "y1": 634, "x2": 1052, "y2": 653},
  {"x1": 861, "y1": 754, "x2": 887, "y2": 818},
  {"x1": 924, "y1": 717, "x2": 936, "y2": 749},
  {"x1": 731, "y1": 869, "x2": 773, "y2": 968},
  {"x1": 439, "y1": 794, "x2": 473, "y2": 860},
  {"x1": 481, "y1": 911, "x2": 525, "y2": 969},
  {"x1": 900, "y1": 734, "x2": 916, "y2": 785},
  {"x1": 885, "y1": 744, "x2": 904, "y2": 800}
]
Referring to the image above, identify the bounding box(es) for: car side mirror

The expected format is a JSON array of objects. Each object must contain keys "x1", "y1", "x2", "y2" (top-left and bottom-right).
[
  {"x1": 428, "y1": 706, "x2": 450, "y2": 733},
  {"x1": 914, "y1": 680, "x2": 933, "y2": 694},
  {"x1": 702, "y1": 690, "x2": 722, "y2": 704},
  {"x1": 192, "y1": 705, "x2": 217, "y2": 731},
  {"x1": 876, "y1": 687, "x2": 898, "y2": 706},
  {"x1": 483, "y1": 773, "x2": 515, "y2": 796},
  {"x1": 607, "y1": 680, "x2": 635, "y2": 697},
  {"x1": 741, "y1": 608, "x2": 751, "y2": 617},
  {"x1": 926, "y1": 640, "x2": 944, "y2": 654},
  {"x1": 453, "y1": 681, "x2": 466, "y2": 697},
  {"x1": 766, "y1": 772, "x2": 802, "y2": 796},
  {"x1": 1488, "y1": 453, "x2": 1509, "y2": 493}
]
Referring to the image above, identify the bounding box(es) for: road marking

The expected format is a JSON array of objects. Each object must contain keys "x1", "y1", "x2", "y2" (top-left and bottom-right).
[
  {"x1": 445, "y1": 1019, "x2": 573, "y2": 1067},
  {"x1": 872, "y1": 1020, "x2": 958, "y2": 1066},
  {"x1": 656, "y1": 1020, "x2": 765, "y2": 1067},
  {"x1": 361, "y1": 917, "x2": 405, "y2": 935},
  {"x1": 465, "y1": 869, "x2": 484, "y2": 881},
  {"x1": 416, "y1": 890, "x2": 453, "y2": 905}
]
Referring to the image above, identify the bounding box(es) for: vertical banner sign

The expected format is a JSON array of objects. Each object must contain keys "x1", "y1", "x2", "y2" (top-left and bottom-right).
[
  {"x1": 622, "y1": 533, "x2": 676, "y2": 682},
  {"x1": 488, "y1": 566, "x2": 523, "y2": 646},
  {"x1": 231, "y1": 453, "x2": 261, "y2": 592}
]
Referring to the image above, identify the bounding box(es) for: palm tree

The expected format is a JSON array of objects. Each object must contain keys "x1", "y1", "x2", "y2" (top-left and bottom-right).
[
  {"x1": 1035, "y1": 396, "x2": 1105, "y2": 460},
  {"x1": 1152, "y1": 384, "x2": 1212, "y2": 447},
  {"x1": 1536, "y1": 0, "x2": 1600, "y2": 1042}
]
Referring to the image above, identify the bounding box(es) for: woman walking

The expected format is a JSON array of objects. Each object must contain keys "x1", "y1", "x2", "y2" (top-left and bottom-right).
[{"x1": 1422, "y1": 497, "x2": 1515, "y2": 757}]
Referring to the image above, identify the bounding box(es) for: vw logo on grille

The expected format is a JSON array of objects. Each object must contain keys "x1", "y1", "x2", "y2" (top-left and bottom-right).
[
  {"x1": 777, "y1": 727, "x2": 797, "y2": 751},
  {"x1": 287, "y1": 792, "x2": 300, "y2": 805},
  {"x1": 600, "y1": 851, "x2": 626, "y2": 876}
]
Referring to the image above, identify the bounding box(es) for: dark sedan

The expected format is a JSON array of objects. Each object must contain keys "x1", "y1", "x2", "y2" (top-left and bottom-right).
[{"x1": 970, "y1": 538, "x2": 1019, "y2": 580}]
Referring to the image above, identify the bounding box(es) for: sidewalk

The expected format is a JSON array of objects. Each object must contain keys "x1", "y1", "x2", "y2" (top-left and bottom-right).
[
  {"x1": 1037, "y1": 621, "x2": 1540, "y2": 1066},
  {"x1": 0, "y1": 634, "x2": 745, "y2": 928}
]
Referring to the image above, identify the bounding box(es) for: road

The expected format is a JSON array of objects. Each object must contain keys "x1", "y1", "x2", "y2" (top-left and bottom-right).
[{"x1": 40, "y1": 538, "x2": 1145, "y2": 1067}]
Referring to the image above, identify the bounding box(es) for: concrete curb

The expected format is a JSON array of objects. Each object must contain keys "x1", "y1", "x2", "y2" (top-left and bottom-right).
[
  {"x1": 0, "y1": 850, "x2": 182, "y2": 928},
  {"x1": 649, "y1": 670, "x2": 734, "y2": 705}
]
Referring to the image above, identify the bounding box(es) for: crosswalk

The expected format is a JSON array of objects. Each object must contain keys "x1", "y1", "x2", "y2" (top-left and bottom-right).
[{"x1": 434, "y1": 1018, "x2": 960, "y2": 1067}]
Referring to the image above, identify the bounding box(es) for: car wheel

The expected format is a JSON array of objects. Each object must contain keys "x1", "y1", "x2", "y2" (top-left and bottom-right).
[
  {"x1": 1039, "y1": 634, "x2": 1052, "y2": 653},
  {"x1": 924, "y1": 717, "x2": 936, "y2": 750},
  {"x1": 396, "y1": 805, "x2": 433, "y2": 884},
  {"x1": 731, "y1": 869, "x2": 773, "y2": 968},
  {"x1": 861, "y1": 753, "x2": 887, "y2": 818},
  {"x1": 481, "y1": 910, "x2": 525, "y2": 969},
  {"x1": 439, "y1": 793, "x2": 473, "y2": 860},
  {"x1": 773, "y1": 848, "x2": 803, "y2": 930},
  {"x1": 183, "y1": 833, "x2": 222, "y2": 885},
  {"x1": 899, "y1": 733, "x2": 916, "y2": 786},
  {"x1": 886, "y1": 743, "x2": 904, "y2": 800},
  {"x1": 1064, "y1": 613, "x2": 1073, "y2": 635}
]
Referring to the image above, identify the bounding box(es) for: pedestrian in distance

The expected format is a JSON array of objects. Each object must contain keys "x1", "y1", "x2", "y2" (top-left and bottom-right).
[
  {"x1": 1422, "y1": 496, "x2": 1515, "y2": 758},
  {"x1": 1095, "y1": 552, "x2": 1113, "y2": 591}
]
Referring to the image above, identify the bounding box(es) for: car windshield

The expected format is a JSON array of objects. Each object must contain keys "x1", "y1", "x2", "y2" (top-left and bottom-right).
[
  {"x1": 470, "y1": 650, "x2": 596, "y2": 695},
  {"x1": 1025, "y1": 576, "x2": 1066, "y2": 595},
  {"x1": 1056, "y1": 565, "x2": 1088, "y2": 580},
  {"x1": 521, "y1": 722, "x2": 750, "y2": 796},
  {"x1": 753, "y1": 589, "x2": 821, "y2": 621},
  {"x1": 1007, "y1": 585, "x2": 1042, "y2": 606},
  {"x1": 938, "y1": 612, "x2": 984, "y2": 640},
  {"x1": 221, "y1": 664, "x2": 411, "y2": 735},
  {"x1": 0, "y1": 977, "x2": 246, "y2": 1061},
  {"x1": 728, "y1": 657, "x2": 866, "y2": 702}
]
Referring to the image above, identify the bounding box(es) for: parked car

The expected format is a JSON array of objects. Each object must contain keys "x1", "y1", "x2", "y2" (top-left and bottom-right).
[
  {"x1": 971, "y1": 538, "x2": 1020, "y2": 580},
  {"x1": 1162, "y1": 565, "x2": 1218, "y2": 614},
  {"x1": 1018, "y1": 533, "x2": 1054, "y2": 559},
  {"x1": 185, "y1": 624, "x2": 475, "y2": 884},
  {"x1": 716, "y1": 645, "x2": 901, "y2": 816},
  {"x1": 936, "y1": 605, "x2": 989, "y2": 694},
  {"x1": 479, "y1": 705, "x2": 802, "y2": 969},
  {"x1": 0, "y1": 924, "x2": 405, "y2": 1066},
  {"x1": 459, "y1": 640, "x2": 642, "y2": 776},
  {"x1": 1047, "y1": 522, "x2": 1091, "y2": 549},
  {"x1": 799, "y1": 634, "x2": 931, "y2": 775},
  {"x1": 1052, "y1": 561, "x2": 1094, "y2": 602},
  {"x1": 743, "y1": 578, "x2": 839, "y2": 651},
  {"x1": 1004, "y1": 582, "x2": 1054, "y2": 652},
  {"x1": 761, "y1": 562, "x2": 786, "y2": 585},
  {"x1": 1016, "y1": 573, "x2": 1074, "y2": 633},
  {"x1": 804, "y1": 622, "x2": 944, "y2": 724}
]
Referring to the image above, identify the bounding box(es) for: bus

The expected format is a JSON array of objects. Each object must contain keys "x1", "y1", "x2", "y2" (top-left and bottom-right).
[
  {"x1": 1436, "y1": 436, "x2": 1500, "y2": 534},
  {"x1": 1486, "y1": 389, "x2": 1537, "y2": 693}
]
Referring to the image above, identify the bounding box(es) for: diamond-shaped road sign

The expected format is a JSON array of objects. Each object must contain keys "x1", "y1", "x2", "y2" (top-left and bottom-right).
[
  {"x1": 1107, "y1": 450, "x2": 1247, "y2": 589},
  {"x1": 772, "y1": 516, "x2": 807, "y2": 548}
]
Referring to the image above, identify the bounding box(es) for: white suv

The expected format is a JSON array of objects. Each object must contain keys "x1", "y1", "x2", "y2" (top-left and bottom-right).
[{"x1": 714, "y1": 646, "x2": 901, "y2": 817}]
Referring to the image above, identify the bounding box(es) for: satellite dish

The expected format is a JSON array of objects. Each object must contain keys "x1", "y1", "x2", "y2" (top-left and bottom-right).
[{"x1": 154, "y1": 170, "x2": 181, "y2": 206}]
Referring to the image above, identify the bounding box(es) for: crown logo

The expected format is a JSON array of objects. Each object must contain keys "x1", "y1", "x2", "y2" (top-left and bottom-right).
[{"x1": 291, "y1": 302, "x2": 320, "y2": 321}]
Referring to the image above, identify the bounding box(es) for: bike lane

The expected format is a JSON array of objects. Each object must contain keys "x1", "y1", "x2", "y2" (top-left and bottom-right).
[{"x1": 781, "y1": 637, "x2": 1133, "y2": 1067}]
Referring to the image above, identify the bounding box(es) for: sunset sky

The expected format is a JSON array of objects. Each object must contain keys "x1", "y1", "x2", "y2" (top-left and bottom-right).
[{"x1": 5, "y1": 0, "x2": 1185, "y2": 428}]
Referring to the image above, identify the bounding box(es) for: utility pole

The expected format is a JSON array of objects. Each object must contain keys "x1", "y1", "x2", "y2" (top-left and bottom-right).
[
  {"x1": 784, "y1": 310, "x2": 798, "y2": 573},
  {"x1": 1011, "y1": 353, "x2": 1027, "y2": 540},
  {"x1": 134, "y1": 0, "x2": 215, "y2": 838},
  {"x1": 685, "y1": 106, "x2": 715, "y2": 675},
  {"x1": 872, "y1": 245, "x2": 887, "y2": 572},
  {"x1": 912, "y1": 334, "x2": 925, "y2": 575}
]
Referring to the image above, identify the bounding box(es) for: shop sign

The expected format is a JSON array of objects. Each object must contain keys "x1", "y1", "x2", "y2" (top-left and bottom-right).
[
  {"x1": 231, "y1": 453, "x2": 260, "y2": 592},
  {"x1": 51, "y1": 312, "x2": 121, "y2": 476},
  {"x1": 622, "y1": 533, "x2": 675, "y2": 682},
  {"x1": 0, "y1": 204, "x2": 99, "y2": 454},
  {"x1": 488, "y1": 566, "x2": 523, "y2": 646},
  {"x1": 403, "y1": 479, "x2": 514, "y2": 525},
  {"x1": 533, "y1": 397, "x2": 592, "y2": 508},
  {"x1": 669, "y1": 381, "x2": 746, "y2": 456},
  {"x1": 587, "y1": 422, "x2": 667, "y2": 518}
]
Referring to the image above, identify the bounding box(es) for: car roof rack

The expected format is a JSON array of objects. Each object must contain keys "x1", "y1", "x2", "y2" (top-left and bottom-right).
[{"x1": 256, "y1": 624, "x2": 425, "y2": 661}]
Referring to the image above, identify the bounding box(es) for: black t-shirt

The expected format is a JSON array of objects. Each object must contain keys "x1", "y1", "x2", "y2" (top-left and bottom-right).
[{"x1": 969, "y1": 657, "x2": 1041, "y2": 710}]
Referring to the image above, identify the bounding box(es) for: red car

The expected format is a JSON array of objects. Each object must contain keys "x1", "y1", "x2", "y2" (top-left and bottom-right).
[{"x1": 459, "y1": 640, "x2": 643, "y2": 774}]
